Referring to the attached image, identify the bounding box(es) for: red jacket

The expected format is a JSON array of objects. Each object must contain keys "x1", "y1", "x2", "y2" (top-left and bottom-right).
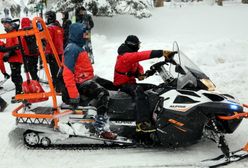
[
  {"x1": 63, "y1": 44, "x2": 94, "y2": 99},
  {"x1": 114, "y1": 50, "x2": 152, "y2": 86},
  {"x1": 0, "y1": 41, "x2": 6, "y2": 74},
  {"x1": 5, "y1": 30, "x2": 23, "y2": 64},
  {"x1": 45, "y1": 22, "x2": 64, "y2": 55}
]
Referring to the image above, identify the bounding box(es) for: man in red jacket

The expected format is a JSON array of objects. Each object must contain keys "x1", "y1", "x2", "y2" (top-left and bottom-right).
[
  {"x1": 1, "y1": 17, "x2": 23, "y2": 103},
  {"x1": 114, "y1": 35, "x2": 177, "y2": 133},
  {"x1": 62, "y1": 23, "x2": 117, "y2": 140},
  {"x1": 45, "y1": 11, "x2": 64, "y2": 92}
]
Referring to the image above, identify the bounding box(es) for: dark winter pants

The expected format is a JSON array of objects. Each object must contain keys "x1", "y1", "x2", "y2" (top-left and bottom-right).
[
  {"x1": 62, "y1": 79, "x2": 109, "y2": 116},
  {"x1": 77, "y1": 80, "x2": 109, "y2": 115},
  {"x1": 46, "y1": 54, "x2": 61, "y2": 92},
  {"x1": 119, "y1": 83, "x2": 154, "y2": 123},
  {"x1": 9, "y1": 62, "x2": 23, "y2": 95},
  {"x1": 25, "y1": 56, "x2": 39, "y2": 81}
]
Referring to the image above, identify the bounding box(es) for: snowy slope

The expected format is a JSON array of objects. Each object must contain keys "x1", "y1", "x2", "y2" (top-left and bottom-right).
[{"x1": 1, "y1": 1, "x2": 248, "y2": 168}]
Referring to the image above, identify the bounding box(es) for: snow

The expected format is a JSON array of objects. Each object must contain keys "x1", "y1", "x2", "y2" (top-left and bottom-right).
[{"x1": 1, "y1": 1, "x2": 248, "y2": 168}]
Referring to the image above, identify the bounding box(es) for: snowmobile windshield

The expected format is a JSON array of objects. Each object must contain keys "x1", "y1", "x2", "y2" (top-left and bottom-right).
[{"x1": 172, "y1": 51, "x2": 215, "y2": 90}]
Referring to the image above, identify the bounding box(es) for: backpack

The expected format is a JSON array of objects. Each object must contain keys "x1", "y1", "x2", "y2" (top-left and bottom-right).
[{"x1": 24, "y1": 35, "x2": 39, "y2": 55}]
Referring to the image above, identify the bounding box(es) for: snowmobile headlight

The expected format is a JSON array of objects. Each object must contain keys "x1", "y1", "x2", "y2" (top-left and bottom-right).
[
  {"x1": 229, "y1": 104, "x2": 239, "y2": 110},
  {"x1": 200, "y1": 79, "x2": 215, "y2": 91}
]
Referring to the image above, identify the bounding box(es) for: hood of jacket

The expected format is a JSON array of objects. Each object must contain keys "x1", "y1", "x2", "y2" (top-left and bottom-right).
[
  {"x1": 68, "y1": 23, "x2": 86, "y2": 48},
  {"x1": 21, "y1": 17, "x2": 31, "y2": 29}
]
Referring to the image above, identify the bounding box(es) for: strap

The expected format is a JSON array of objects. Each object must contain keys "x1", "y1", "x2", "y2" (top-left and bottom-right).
[{"x1": 115, "y1": 70, "x2": 135, "y2": 77}]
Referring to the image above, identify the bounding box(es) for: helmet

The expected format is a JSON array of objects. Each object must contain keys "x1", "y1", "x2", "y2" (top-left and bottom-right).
[
  {"x1": 45, "y1": 10, "x2": 56, "y2": 24},
  {"x1": 1, "y1": 17, "x2": 12, "y2": 24},
  {"x1": 124, "y1": 35, "x2": 141, "y2": 52}
]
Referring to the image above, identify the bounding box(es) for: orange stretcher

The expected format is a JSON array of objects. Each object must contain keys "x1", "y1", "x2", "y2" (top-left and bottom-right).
[{"x1": 0, "y1": 17, "x2": 68, "y2": 128}]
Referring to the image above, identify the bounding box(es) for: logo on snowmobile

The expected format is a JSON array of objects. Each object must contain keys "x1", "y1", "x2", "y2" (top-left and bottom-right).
[{"x1": 170, "y1": 105, "x2": 187, "y2": 108}]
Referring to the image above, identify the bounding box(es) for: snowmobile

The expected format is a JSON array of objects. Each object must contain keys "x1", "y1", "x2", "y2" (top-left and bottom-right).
[{"x1": 3, "y1": 17, "x2": 248, "y2": 167}]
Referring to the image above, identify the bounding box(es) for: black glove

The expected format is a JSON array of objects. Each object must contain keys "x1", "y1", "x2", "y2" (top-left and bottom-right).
[
  {"x1": 69, "y1": 97, "x2": 80, "y2": 110},
  {"x1": 3, "y1": 53, "x2": 10, "y2": 62},
  {"x1": 145, "y1": 69, "x2": 156, "y2": 77}
]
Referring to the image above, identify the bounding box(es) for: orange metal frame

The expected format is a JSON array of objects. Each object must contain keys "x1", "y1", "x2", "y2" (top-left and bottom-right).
[
  {"x1": 0, "y1": 17, "x2": 69, "y2": 128},
  {"x1": 217, "y1": 103, "x2": 248, "y2": 151},
  {"x1": 217, "y1": 104, "x2": 248, "y2": 120}
]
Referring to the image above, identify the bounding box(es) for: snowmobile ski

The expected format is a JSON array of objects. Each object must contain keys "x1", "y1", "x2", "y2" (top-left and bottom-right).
[{"x1": 200, "y1": 149, "x2": 248, "y2": 167}]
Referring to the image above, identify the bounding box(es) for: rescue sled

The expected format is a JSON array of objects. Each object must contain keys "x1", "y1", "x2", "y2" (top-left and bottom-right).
[{"x1": 0, "y1": 17, "x2": 132, "y2": 147}]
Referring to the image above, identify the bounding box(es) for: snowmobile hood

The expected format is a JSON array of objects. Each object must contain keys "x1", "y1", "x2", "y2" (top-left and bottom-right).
[
  {"x1": 21, "y1": 18, "x2": 31, "y2": 29},
  {"x1": 118, "y1": 43, "x2": 134, "y2": 55},
  {"x1": 68, "y1": 23, "x2": 86, "y2": 48}
]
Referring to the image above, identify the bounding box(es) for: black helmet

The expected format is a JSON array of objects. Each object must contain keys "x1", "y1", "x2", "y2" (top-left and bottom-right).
[
  {"x1": 1, "y1": 17, "x2": 12, "y2": 24},
  {"x1": 124, "y1": 35, "x2": 141, "y2": 52},
  {"x1": 45, "y1": 10, "x2": 56, "y2": 24}
]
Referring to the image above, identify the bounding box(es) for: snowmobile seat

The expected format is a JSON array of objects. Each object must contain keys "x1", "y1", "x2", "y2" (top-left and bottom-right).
[
  {"x1": 107, "y1": 90, "x2": 136, "y2": 121},
  {"x1": 93, "y1": 76, "x2": 119, "y2": 91}
]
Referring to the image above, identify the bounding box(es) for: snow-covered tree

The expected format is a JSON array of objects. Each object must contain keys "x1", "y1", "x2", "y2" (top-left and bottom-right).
[{"x1": 55, "y1": 0, "x2": 152, "y2": 19}]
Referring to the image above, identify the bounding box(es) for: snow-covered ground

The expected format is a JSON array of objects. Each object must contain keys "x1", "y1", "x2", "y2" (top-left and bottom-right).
[{"x1": 1, "y1": 1, "x2": 248, "y2": 168}]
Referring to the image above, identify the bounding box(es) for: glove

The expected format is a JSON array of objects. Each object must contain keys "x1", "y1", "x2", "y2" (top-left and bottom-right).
[
  {"x1": 69, "y1": 97, "x2": 80, "y2": 110},
  {"x1": 3, "y1": 52, "x2": 10, "y2": 62},
  {"x1": 137, "y1": 74, "x2": 145, "y2": 81},
  {"x1": 163, "y1": 50, "x2": 178, "y2": 61},
  {"x1": 145, "y1": 69, "x2": 156, "y2": 77}
]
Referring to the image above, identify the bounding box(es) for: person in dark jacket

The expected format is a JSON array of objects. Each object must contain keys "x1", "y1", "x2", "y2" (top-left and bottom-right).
[
  {"x1": 61, "y1": 11, "x2": 71, "y2": 48},
  {"x1": 1, "y1": 17, "x2": 23, "y2": 103},
  {"x1": 45, "y1": 11, "x2": 64, "y2": 92},
  {"x1": 62, "y1": 23, "x2": 117, "y2": 140},
  {"x1": 21, "y1": 17, "x2": 39, "y2": 81},
  {"x1": 114, "y1": 35, "x2": 177, "y2": 133},
  {"x1": 75, "y1": 6, "x2": 94, "y2": 63}
]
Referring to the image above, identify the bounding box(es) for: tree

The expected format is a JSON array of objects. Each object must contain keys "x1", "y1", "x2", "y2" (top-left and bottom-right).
[
  {"x1": 242, "y1": 0, "x2": 248, "y2": 3},
  {"x1": 217, "y1": 0, "x2": 223, "y2": 6},
  {"x1": 55, "y1": 0, "x2": 152, "y2": 19}
]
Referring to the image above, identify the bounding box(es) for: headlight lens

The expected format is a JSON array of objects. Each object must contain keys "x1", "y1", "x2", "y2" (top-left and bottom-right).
[{"x1": 200, "y1": 79, "x2": 216, "y2": 91}]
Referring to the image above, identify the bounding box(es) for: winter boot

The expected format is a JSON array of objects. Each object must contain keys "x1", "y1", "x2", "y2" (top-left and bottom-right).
[
  {"x1": 11, "y1": 92, "x2": 23, "y2": 104},
  {"x1": 136, "y1": 121, "x2": 156, "y2": 133},
  {"x1": 11, "y1": 96, "x2": 21, "y2": 104},
  {"x1": 94, "y1": 115, "x2": 117, "y2": 140}
]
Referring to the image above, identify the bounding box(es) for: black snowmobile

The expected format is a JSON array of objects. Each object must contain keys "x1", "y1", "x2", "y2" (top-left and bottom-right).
[
  {"x1": 102, "y1": 45, "x2": 247, "y2": 150},
  {"x1": 5, "y1": 17, "x2": 248, "y2": 167}
]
